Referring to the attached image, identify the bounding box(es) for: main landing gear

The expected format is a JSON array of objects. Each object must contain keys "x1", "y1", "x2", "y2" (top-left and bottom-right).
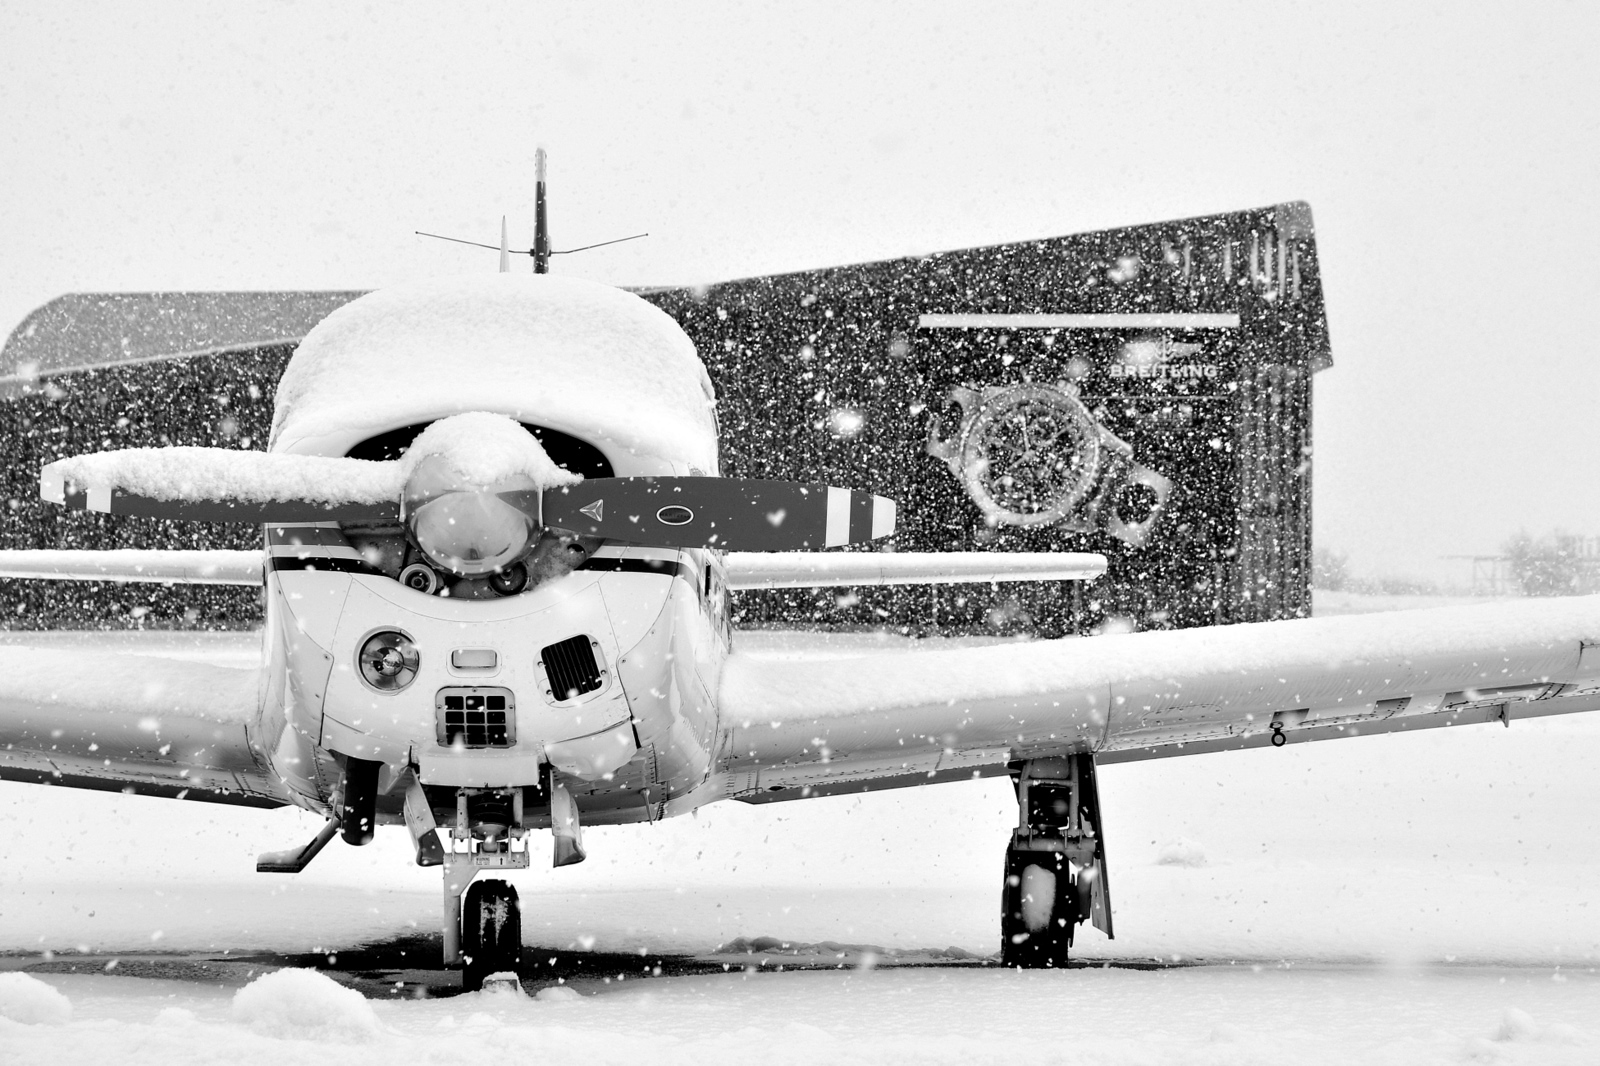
[{"x1": 1001, "y1": 754, "x2": 1113, "y2": 968}]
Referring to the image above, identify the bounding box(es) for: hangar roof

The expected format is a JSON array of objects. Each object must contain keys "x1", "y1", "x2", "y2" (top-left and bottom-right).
[{"x1": 0, "y1": 290, "x2": 364, "y2": 393}]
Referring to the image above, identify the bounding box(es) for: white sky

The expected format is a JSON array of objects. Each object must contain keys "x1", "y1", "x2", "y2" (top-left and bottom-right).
[{"x1": 2, "y1": 2, "x2": 1597, "y2": 583}]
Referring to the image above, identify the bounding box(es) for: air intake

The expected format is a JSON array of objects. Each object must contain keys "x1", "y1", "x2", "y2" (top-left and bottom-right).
[
  {"x1": 540, "y1": 635, "x2": 603, "y2": 701},
  {"x1": 435, "y1": 688, "x2": 516, "y2": 748}
]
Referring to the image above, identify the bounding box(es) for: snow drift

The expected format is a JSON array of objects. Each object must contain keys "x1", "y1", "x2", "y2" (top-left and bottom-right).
[
  {"x1": 0, "y1": 972, "x2": 71, "y2": 1025},
  {"x1": 231, "y1": 968, "x2": 381, "y2": 1042}
]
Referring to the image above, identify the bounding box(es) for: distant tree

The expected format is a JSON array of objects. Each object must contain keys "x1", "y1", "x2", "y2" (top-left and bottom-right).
[
  {"x1": 1503, "y1": 530, "x2": 1590, "y2": 596},
  {"x1": 1312, "y1": 547, "x2": 1349, "y2": 591}
]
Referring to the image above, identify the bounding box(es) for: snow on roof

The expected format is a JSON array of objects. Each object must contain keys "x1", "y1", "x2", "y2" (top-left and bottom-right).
[
  {"x1": 270, "y1": 274, "x2": 718, "y2": 470},
  {"x1": 0, "y1": 291, "x2": 364, "y2": 385}
]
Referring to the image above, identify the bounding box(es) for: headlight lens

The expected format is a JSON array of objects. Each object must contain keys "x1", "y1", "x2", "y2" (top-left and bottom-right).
[{"x1": 358, "y1": 631, "x2": 419, "y2": 691}]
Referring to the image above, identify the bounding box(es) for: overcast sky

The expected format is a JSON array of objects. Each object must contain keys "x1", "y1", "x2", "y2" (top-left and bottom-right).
[{"x1": 2, "y1": 2, "x2": 1596, "y2": 583}]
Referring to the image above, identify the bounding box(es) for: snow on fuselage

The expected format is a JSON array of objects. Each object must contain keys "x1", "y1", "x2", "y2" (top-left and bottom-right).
[{"x1": 252, "y1": 274, "x2": 727, "y2": 827}]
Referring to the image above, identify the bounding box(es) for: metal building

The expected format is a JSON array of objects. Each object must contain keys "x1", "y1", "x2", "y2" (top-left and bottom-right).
[{"x1": 0, "y1": 202, "x2": 1329, "y2": 635}]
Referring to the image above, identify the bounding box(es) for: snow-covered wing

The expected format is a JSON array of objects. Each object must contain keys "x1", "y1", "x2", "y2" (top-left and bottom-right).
[
  {"x1": 718, "y1": 597, "x2": 1600, "y2": 800},
  {"x1": 0, "y1": 640, "x2": 284, "y2": 807},
  {"x1": 724, "y1": 551, "x2": 1106, "y2": 589},
  {"x1": 0, "y1": 549, "x2": 262, "y2": 585}
]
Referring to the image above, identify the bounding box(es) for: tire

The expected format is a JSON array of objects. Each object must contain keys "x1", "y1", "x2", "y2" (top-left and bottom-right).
[
  {"x1": 460, "y1": 879, "x2": 522, "y2": 992},
  {"x1": 1000, "y1": 847, "x2": 1078, "y2": 968}
]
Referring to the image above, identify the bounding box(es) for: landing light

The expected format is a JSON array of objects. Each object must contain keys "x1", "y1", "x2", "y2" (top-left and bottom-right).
[{"x1": 359, "y1": 631, "x2": 419, "y2": 691}]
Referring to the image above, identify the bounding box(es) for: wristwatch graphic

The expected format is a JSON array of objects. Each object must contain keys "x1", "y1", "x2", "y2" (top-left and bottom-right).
[{"x1": 926, "y1": 382, "x2": 1172, "y2": 546}]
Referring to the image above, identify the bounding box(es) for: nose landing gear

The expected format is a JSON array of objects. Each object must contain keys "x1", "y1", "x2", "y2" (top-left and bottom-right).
[{"x1": 439, "y1": 770, "x2": 588, "y2": 992}]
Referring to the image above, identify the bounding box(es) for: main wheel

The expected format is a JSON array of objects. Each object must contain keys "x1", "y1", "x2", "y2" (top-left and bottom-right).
[
  {"x1": 1000, "y1": 847, "x2": 1079, "y2": 968},
  {"x1": 460, "y1": 878, "x2": 522, "y2": 992}
]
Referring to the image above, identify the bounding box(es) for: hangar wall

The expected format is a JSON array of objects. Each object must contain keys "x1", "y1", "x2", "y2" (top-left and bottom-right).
[{"x1": 0, "y1": 204, "x2": 1329, "y2": 635}]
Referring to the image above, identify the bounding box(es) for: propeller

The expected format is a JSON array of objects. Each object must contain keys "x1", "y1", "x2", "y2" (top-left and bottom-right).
[
  {"x1": 39, "y1": 447, "x2": 403, "y2": 524},
  {"x1": 536, "y1": 477, "x2": 892, "y2": 550},
  {"x1": 39, "y1": 449, "x2": 895, "y2": 552}
]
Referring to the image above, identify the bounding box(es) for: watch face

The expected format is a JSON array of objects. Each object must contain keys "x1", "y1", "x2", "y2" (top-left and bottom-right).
[{"x1": 958, "y1": 384, "x2": 1102, "y2": 526}]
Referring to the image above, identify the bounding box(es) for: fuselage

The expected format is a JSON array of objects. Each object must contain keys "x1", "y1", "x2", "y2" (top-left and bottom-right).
[{"x1": 247, "y1": 273, "x2": 731, "y2": 831}]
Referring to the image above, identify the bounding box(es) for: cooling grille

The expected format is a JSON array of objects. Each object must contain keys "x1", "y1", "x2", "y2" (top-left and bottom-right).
[
  {"x1": 541, "y1": 635, "x2": 603, "y2": 701},
  {"x1": 435, "y1": 688, "x2": 516, "y2": 748}
]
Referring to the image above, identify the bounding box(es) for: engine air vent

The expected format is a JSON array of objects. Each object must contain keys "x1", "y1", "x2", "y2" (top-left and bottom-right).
[
  {"x1": 540, "y1": 635, "x2": 604, "y2": 702},
  {"x1": 435, "y1": 688, "x2": 516, "y2": 748}
]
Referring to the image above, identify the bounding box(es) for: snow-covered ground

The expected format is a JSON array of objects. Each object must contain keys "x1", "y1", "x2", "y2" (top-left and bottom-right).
[
  {"x1": 1311, "y1": 589, "x2": 1511, "y2": 616},
  {"x1": 1, "y1": 964, "x2": 1595, "y2": 1065},
  {"x1": 2, "y1": 615, "x2": 1598, "y2": 1062}
]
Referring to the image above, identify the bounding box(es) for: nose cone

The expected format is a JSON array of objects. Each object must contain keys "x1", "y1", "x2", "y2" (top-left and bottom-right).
[{"x1": 404, "y1": 453, "x2": 539, "y2": 576}]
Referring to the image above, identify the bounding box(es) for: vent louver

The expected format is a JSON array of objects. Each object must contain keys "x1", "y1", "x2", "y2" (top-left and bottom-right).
[{"x1": 541, "y1": 635, "x2": 603, "y2": 701}]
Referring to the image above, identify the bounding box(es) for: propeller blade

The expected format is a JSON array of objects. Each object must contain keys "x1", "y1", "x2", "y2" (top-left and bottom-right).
[
  {"x1": 538, "y1": 477, "x2": 895, "y2": 551},
  {"x1": 38, "y1": 448, "x2": 897, "y2": 554},
  {"x1": 39, "y1": 448, "x2": 400, "y2": 523}
]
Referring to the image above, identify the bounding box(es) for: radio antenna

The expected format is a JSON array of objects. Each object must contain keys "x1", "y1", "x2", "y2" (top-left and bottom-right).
[
  {"x1": 533, "y1": 148, "x2": 550, "y2": 274},
  {"x1": 415, "y1": 151, "x2": 648, "y2": 268}
]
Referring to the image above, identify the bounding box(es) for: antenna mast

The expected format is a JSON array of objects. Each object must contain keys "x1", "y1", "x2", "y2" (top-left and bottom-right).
[
  {"x1": 533, "y1": 148, "x2": 550, "y2": 274},
  {"x1": 415, "y1": 150, "x2": 647, "y2": 268}
]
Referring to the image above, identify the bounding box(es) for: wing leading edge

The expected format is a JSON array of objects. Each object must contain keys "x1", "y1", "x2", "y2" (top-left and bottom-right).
[
  {"x1": 0, "y1": 549, "x2": 262, "y2": 585},
  {"x1": 717, "y1": 596, "x2": 1600, "y2": 801},
  {"x1": 0, "y1": 549, "x2": 1103, "y2": 589}
]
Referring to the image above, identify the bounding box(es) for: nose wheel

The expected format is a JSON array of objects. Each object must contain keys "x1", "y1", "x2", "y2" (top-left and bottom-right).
[
  {"x1": 460, "y1": 878, "x2": 523, "y2": 992},
  {"x1": 438, "y1": 772, "x2": 588, "y2": 990}
]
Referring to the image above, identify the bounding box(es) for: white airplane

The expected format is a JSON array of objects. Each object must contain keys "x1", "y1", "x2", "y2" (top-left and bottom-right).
[{"x1": 3, "y1": 176, "x2": 1599, "y2": 991}]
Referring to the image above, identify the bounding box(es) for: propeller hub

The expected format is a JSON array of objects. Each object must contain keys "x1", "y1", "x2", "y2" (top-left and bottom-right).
[
  {"x1": 403, "y1": 454, "x2": 540, "y2": 577},
  {"x1": 396, "y1": 412, "x2": 581, "y2": 579}
]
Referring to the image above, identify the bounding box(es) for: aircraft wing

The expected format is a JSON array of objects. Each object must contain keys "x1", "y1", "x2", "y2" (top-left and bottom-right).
[
  {"x1": 0, "y1": 636, "x2": 285, "y2": 807},
  {"x1": 723, "y1": 551, "x2": 1106, "y2": 588},
  {"x1": 718, "y1": 596, "x2": 1600, "y2": 801},
  {"x1": 0, "y1": 549, "x2": 261, "y2": 584}
]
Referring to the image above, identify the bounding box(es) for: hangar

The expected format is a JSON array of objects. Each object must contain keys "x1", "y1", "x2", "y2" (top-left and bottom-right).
[{"x1": 0, "y1": 202, "x2": 1329, "y2": 636}]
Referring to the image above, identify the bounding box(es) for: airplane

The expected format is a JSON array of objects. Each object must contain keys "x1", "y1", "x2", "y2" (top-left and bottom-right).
[{"x1": 3, "y1": 160, "x2": 1599, "y2": 991}]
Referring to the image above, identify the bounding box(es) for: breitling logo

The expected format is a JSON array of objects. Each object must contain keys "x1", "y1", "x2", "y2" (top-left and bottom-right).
[{"x1": 1109, "y1": 363, "x2": 1220, "y2": 379}]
